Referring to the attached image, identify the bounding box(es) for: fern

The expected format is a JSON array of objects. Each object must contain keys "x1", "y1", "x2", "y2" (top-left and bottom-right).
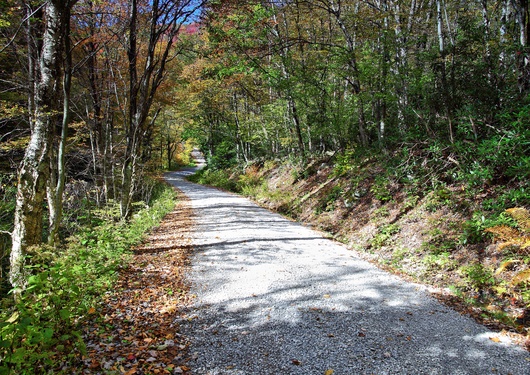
[
  {"x1": 506, "y1": 207, "x2": 530, "y2": 233},
  {"x1": 485, "y1": 207, "x2": 530, "y2": 253},
  {"x1": 512, "y1": 269, "x2": 530, "y2": 286}
]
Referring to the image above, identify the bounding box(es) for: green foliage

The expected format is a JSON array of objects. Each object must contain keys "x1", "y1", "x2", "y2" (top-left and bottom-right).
[
  {"x1": 332, "y1": 149, "x2": 357, "y2": 177},
  {"x1": 370, "y1": 175, "x2": 392, "y2": 202},
  {"x1": 461, "y1": 263, "x2": 495, "y2": 291},
  {"x1": 424, "y1": 187, "x2": 453, "y2": 212},
  {"x1": 0, "y1": 182, "x2": 176, "y2": 373},
  {"x1": 0, "y1": 174, "x2": 16, "y2": 294},
  {"x1": 317, "y1": 185, "x2": 342, "y2": 213},
  {"x1": 460, "y1": 211, "x2": 516, "y2": 245},
  {"x1": 208, "y1": 141, "x2": 238, "y2": 170},
  {"x1": 421, "y1": 227, "x2": 458, "y2": 256},
  {"x1": 370, "y1": 223, "x2": 400, "y2": 249},
  {"x1": 237, "y1": 165, "x2": 262, "y2": 197},
  {"x1": 390, "y1": 247, "x2": 410, "y2": 268},
  {"x1": 423, "y1": 251, "x2": 453, "y2": 271},
  {"x1": 482, "y1": 187, "x2": 530, "y2": 212},
  {"x1": 188, "y1": 168, "x2": 239, "y2": 192}
]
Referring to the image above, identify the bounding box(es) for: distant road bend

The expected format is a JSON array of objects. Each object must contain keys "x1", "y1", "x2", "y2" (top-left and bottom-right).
[{"x1": 165, "y1": 164, "x2": 529, "y2": 375}]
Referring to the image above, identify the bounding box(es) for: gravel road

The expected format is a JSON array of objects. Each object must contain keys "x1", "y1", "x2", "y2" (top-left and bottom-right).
[{"x1": 165, "y1": 168, "x2": 530, "y2": 375}]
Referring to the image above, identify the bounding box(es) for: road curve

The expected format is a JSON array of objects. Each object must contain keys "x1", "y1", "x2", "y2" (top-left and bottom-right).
[{"x1": 164, "y1": 169, "x2": 530, "y2": 375}]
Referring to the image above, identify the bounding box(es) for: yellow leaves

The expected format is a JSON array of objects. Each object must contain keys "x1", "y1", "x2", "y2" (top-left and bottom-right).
[
  {"x1": 486, "y1": 207, "x2": 530, "y2": 254},
  {"x1": 495, "y1": 259, "x2": 519, "y2": 275},
  {"x1": 324, "y1": 369, "x2": 335, "y2": 375},
  {"x1": 88, "y1": 307, "x2": 96, "y2": 314},
  {"x1": 485, "y1": 225, "x2": 520, "y2": 241},
  {"x1": 0, "y1": 136, "x2": 30, "y2": 152},
  {"x1": 0, "y1": 100, "x2": 25, "y2": 118},
  {"x1": 506, "y1": 208, "x2": 530, "y2": 233},
  {"x1": 486, "y1": 208, "x2": 530, "y2": 288},
  {"x1": 511, "y1": 270, "x2": 530, "y2": 286}
]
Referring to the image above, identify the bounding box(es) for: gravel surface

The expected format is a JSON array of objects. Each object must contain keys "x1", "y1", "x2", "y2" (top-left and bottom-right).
[{"x1": 165, "y1": 168, "x2": 530, "y2": 375}]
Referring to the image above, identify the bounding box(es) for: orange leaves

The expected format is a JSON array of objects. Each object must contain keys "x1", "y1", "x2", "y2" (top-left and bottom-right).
[
  {"x1": 512, "y1": 269, "x2": 530, "y2": 286},
  {"x1": 486, "y1": 207, "x2": 530, "y2": 253}
]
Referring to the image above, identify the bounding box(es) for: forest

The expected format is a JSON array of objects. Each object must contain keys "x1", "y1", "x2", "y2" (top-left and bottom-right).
[{"x1": 1, "y1": 0, "x2": 530, "y2": 372}]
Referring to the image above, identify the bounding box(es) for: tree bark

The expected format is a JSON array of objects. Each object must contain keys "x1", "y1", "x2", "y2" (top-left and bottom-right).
[
  {"x1": 513, "y1": 0, "x2": 530, "y2": 92},
  {"x1": 47, "y1": 4, "x2": 72, "y2": 246},
  {"x1": 10, "y1": 0, "x2": 66, "y2": 290}
]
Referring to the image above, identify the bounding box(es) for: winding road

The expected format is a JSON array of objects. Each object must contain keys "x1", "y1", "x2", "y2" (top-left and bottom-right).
[{"x1": 165, "y1": 166, "x2": 529, "y2": 375}]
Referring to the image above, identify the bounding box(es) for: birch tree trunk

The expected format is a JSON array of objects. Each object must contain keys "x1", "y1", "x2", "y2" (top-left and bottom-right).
[
  {"x1": 10, "y1": 0, "x2": 66, "y2": 290},
  {"x1": 513, "y1": 0, "x2": 530, "y2": 92}
]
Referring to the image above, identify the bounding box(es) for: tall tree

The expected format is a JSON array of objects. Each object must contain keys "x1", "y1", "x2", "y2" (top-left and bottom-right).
[
  {"x1": 120, "y1": 0, "x2": 203, "y2": 217},
  {"x1": 10, "y1": 0, "x2": 77, "y2": 290}
]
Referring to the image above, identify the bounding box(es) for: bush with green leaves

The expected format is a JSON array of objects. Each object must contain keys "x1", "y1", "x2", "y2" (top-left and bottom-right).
[
  {"x1": 188, "y1": 168, "x2": 239, "y2": 192},
  {"x1": 0, "y1": 181, "x2": 177, "y2": 374},
  {"x1": 460, "y1": 211, "x2": 517, "y2": 246}
]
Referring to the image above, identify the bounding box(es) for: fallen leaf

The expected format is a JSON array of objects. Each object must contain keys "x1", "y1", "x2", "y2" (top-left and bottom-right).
[
  {"x1": 490, "y1": 336, "x2": 501, "y2": 343},
  {"x1": 88, "y1": 307, "x2": 96, "y2": 314},
  {"x1": 324, "y1": 369, "x2": 334, "y2": 375},
  {"x1": 292, "y1": 359, "x2": 301, "y2": 365},
  {"x1": 323, "y1": 294, "x2": 331, "y2": 299}
]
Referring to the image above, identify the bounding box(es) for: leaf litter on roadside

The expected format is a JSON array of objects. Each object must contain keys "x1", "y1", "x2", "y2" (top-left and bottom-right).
[{"x1": 76, "y1": 194, "x2": 195, "y2": 374}]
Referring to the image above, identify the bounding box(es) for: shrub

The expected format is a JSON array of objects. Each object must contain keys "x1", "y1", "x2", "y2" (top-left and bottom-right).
[{"x1": 0, "y1": 182, "x2": 176, "y2": 374}]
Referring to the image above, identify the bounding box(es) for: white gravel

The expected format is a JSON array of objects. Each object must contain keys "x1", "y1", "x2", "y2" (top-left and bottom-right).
[{"x1": 165, "y1": 168, "x2": 530, "y2": 375}]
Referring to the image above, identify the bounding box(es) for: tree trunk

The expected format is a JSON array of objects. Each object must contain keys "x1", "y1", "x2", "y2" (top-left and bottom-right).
[
  {"x1": 48, "y1": 5, "x2": 72, "y2": 246},
  {"x1": 436, "y1": 0, "x2": 454, "y2": 143},
  {"x1": 514, "y1": 0, "x2": 530, "y2": 92},
  {"x1": 11, "y1": 0, "x2": 65, "y2": 290}
]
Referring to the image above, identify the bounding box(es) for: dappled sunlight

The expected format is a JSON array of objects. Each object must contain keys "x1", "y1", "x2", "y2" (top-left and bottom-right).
[{"x1": 164, "y1": 171, "x2": 530, "y2": 374}]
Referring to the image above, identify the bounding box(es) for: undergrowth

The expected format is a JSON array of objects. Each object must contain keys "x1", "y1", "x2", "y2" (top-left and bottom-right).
[{"x1": 0, "y1": 180, "x2": 177, "y2": 374}]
